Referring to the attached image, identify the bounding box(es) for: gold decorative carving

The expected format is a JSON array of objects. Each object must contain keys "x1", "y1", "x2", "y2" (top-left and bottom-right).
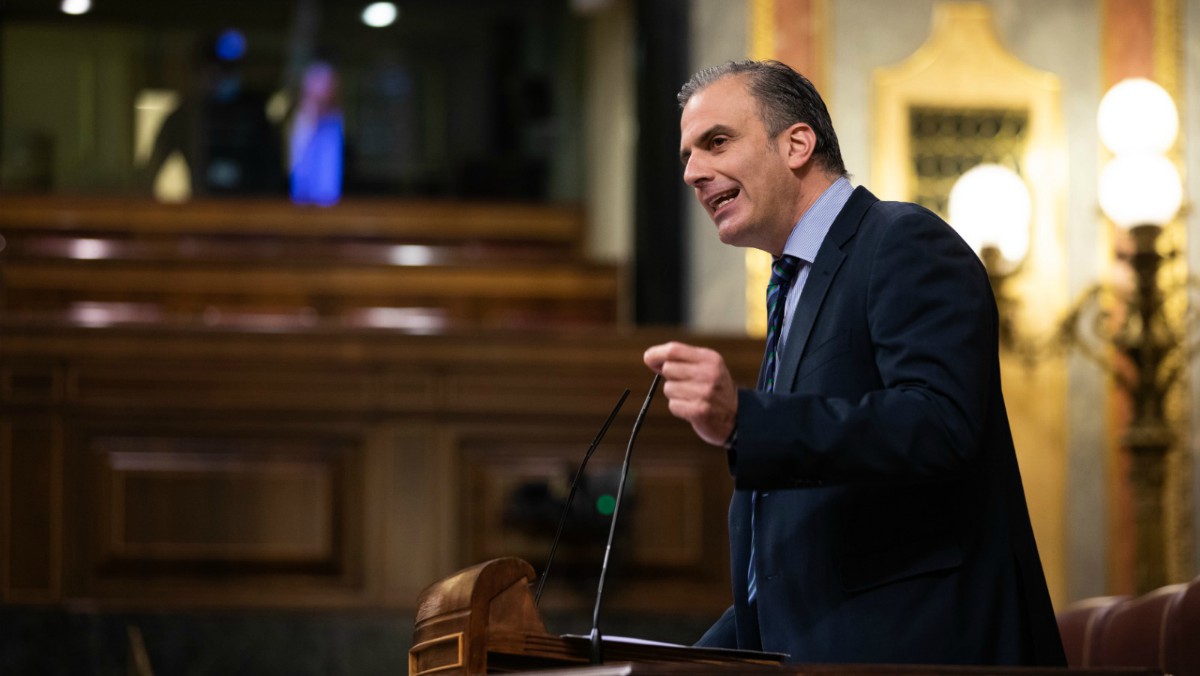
[{"x1": 908, "y1": 106, "x2": 1029, "y2": 217}]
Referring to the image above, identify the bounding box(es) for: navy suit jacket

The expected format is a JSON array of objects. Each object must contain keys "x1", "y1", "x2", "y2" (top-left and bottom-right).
[{"x1": 696, "y1": 186, "x2": 1066, "y2": 665}]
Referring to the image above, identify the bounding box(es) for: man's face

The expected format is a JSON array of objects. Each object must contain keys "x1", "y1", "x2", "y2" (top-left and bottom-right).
[{"x1": 679, "y1": 75, "x2": 799, "y2": 253}]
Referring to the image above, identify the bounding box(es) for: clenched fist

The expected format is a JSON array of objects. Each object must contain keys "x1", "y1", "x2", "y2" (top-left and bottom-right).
[{"x1": 643, "y1": 341, "x2": 738, "y2": 447}]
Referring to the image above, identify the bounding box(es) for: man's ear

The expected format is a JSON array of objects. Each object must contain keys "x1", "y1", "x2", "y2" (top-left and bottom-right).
[{"x1": 783, "y1": 122, "x2": 817, "y2": 170}]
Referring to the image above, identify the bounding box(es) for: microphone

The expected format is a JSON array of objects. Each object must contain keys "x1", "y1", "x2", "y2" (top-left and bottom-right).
[
  {"x1": 533, "y1": 388, "x2": 631, "y2": 606},
  {"x1": 589, "y1": 373, "x2": 662, "y2": 665}
]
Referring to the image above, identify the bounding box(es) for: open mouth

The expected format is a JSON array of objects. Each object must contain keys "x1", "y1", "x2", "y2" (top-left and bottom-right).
[{"x1": 707, "y1": 189, "x2": 739, "y2": 213}]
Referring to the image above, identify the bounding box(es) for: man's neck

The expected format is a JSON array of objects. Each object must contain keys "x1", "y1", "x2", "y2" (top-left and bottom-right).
[{"x1": 767, "y1": 172, "x2": 839, "y2": 256}]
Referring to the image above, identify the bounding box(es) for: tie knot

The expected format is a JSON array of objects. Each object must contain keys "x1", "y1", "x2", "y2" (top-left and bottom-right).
[{"x1": 769, "y1": 254, "x2": 802, "y2": 287}]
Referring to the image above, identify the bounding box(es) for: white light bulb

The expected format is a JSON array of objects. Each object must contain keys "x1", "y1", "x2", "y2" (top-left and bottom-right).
[
  {"x1": 1097, "y1": 78, "x2": 1179, "y2": 155},
  {"x1": 1098, "y1": 153, "x2": 1183, "y2": 229},
  {"x1": 61, "y1": 0, "x2": 91, "y2": 15},
  {"x1": 948, "y1": 163, "x2": 1032, "y2": 264},
  {"x1": 362, "y1": 2, "x2": 399, "y2": 28}
]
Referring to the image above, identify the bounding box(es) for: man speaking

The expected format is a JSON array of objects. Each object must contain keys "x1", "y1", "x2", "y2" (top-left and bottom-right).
[{"x1": 643, "y1": 60, "x2": 1066, "y2": 666}]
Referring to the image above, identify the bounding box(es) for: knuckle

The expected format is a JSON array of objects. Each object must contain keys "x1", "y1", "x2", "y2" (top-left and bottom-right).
[{"x1": 668, "y1": 399, "x2": 689, "y2": 418}]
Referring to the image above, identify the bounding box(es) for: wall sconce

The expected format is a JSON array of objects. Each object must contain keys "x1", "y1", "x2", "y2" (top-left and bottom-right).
[{"x1": 954, "y1": 78, "x2": 1188, "y2": 594}]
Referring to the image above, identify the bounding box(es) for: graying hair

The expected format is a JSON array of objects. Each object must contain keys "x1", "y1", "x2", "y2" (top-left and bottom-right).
[{"x1": 678, "y1": 59, "x2": 847, "y2": 177}]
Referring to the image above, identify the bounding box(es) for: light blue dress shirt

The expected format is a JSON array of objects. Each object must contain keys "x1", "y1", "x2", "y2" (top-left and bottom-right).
[{"x1": 774, "y1": 176, "x2": 854, "y2": 380}]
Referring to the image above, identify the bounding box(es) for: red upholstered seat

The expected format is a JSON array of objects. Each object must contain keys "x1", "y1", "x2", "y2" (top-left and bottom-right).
[
  {"x1": 1175, "y1": 577, "x2": 1200, "y2": 676},
  {"x1": 1057, "y1": 595, "x2": 1126, "y2": 666},
  {"x1": 1057, "y1": 575, "x2": 1200, "y2": 676},
  {"x1": 1094, "y1": 583, "x2": 1186, "y2": 668}
]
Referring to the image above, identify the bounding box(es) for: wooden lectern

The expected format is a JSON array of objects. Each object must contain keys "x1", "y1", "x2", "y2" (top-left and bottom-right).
[
  {"x1": 410, "y1": 559, "x2": 1168, "y2": 676},
  {"x1": 409, "y1": 558, "x2": 784, "y2": 675}
]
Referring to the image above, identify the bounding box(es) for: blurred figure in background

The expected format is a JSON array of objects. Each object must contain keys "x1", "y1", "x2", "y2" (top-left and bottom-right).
[
  {"x1": 145, "y1": 29, "x2": 285, "y2": 198},
  {"x1": 288, "y1": 59, "x2": 344, "y2": 206}
]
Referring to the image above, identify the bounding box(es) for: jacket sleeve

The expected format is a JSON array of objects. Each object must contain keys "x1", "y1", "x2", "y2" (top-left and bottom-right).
[{"x1": 694, "y1": 605, "x2": 738, "y2": 649}]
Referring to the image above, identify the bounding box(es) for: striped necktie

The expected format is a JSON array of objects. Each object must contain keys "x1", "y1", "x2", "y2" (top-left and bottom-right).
[
  {"x1": 749, "y1": 254, "x2": 801, "y2": 603},
  {"x1": 762, "y1": 254, "x2": 802, "y2": 392}
]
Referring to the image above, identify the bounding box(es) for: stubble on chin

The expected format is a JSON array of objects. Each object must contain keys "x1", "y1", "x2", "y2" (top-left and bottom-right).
[
  {"x1": 714, "y1": 220, "x2": 740, "y2": 247},
  {"x1": 714, "y1": 215, "x2": 756, "y2": 249}
]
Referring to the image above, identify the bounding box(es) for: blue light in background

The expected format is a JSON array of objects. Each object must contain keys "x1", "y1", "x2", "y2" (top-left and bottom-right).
[{"x1": 215, "y1": 29, "x2": 247, "y2": 62}]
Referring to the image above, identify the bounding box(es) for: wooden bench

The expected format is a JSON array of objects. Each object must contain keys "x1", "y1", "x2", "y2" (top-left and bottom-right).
[{"x1": 0, "y1": 196, "x2": 620, "y2": 330}]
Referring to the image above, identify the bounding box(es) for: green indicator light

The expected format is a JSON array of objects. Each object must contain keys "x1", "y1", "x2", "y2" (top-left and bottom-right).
[{"x1": 596, "y1": 494, "x2": 616, "y2": 516}]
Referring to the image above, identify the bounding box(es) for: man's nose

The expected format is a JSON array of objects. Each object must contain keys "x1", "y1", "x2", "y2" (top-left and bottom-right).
[{"x1": 682, "y1": 154, "x2": 710, "y2": 187}]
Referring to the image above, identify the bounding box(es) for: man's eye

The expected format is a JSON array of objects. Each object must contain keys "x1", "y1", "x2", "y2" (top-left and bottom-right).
[{"x1": 711, "y1": 137, "x2": 727, "y2": 148}]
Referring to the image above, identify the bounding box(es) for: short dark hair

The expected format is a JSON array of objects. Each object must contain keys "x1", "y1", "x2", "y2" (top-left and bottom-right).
[{"x1": 678, "y1": 60, "x2": 847, "y2": 177}]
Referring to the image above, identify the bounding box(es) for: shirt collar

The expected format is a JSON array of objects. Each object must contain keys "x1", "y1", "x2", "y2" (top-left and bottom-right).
[{"x1": 781, "y1": 176, "x2": 853, "y2": 264}]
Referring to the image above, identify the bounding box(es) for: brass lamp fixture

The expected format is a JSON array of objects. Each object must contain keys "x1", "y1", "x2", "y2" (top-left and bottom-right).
[
  {"x1": 1086, "y1": 78, "x2": 1186, "y2": 594},
  {"x1": 951, "y1": 78, "x2": 1188, "y2": 594}
]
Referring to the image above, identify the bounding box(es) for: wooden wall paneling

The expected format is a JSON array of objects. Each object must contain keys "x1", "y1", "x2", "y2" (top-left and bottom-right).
[
  {"x1": 458, "y1": 427, "x2": 594, "y2": 568},
  {"x1": 453, "y1": 419, "x2": 733, "y2": 615},
  {"x1": 3, "y1": 325, "x2": 764, "y2": 611},
  {"x1": 1, "y1": 414, "x2": 63, "y2": 602},
  {"x1": 3, "y1": 361, "x2": 65, "y2": 404},
  {"x1": 628, "y1": 459, "x2": 704, "y2": 568},
  {"x1": 1, "y1": 360, "x2": 64, "y2": 602},
  {"x1": 93, "y1": 437, "x2": 341, "y2": 568},
  {"x1": 0, "y1": 190, "x2": 764, "y2": 614},
  {"x1": 435, "y1": 334, "x2": 716, "y2": 418},
  {"x1": 63, "y1": 422, "x2": 372, "y2": 606},
  {"x1": 1, "y1": 418, "x2": 5, "y2": 598},
  {"x1": 445, "y1": 368, "x2": 641, "y2": 418},
  {"x1": 367, "y1": 422, "x2": 455, "y2": 606},
  {"x1": 380, "y1": 370, "x2": 441, "y2": 415},
  {"x1": 67, "y1": 360, "x2": 387, "y2": 414},
  {"x1": 606, "y1": 425, "x2": 734, "y2": 613}
]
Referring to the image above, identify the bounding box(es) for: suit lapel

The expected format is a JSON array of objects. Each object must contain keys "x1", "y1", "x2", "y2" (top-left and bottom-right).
[{"x1": 774, "y1": 186, "x2": 878, "y2": 393}]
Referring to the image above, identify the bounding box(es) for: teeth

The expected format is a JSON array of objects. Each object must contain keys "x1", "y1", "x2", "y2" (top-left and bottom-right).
[{"x1": 709, "y1": 190, "x2": 737, "y2": 210}]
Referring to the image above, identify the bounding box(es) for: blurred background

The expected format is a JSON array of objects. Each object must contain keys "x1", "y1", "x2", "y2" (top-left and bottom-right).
[{"x1": 1, "y1": 0, "x2": 1198, "y2": 673}]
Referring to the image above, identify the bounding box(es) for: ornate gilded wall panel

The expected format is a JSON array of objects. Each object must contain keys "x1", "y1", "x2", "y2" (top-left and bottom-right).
[{"x1": 908, "y1": 106, "x2": 1029, "y2": 217}]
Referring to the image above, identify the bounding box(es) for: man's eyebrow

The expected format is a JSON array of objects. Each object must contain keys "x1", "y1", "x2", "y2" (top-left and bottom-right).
[{"x1": 679, "y1": 124, "x2": 734, "y2": 165}]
